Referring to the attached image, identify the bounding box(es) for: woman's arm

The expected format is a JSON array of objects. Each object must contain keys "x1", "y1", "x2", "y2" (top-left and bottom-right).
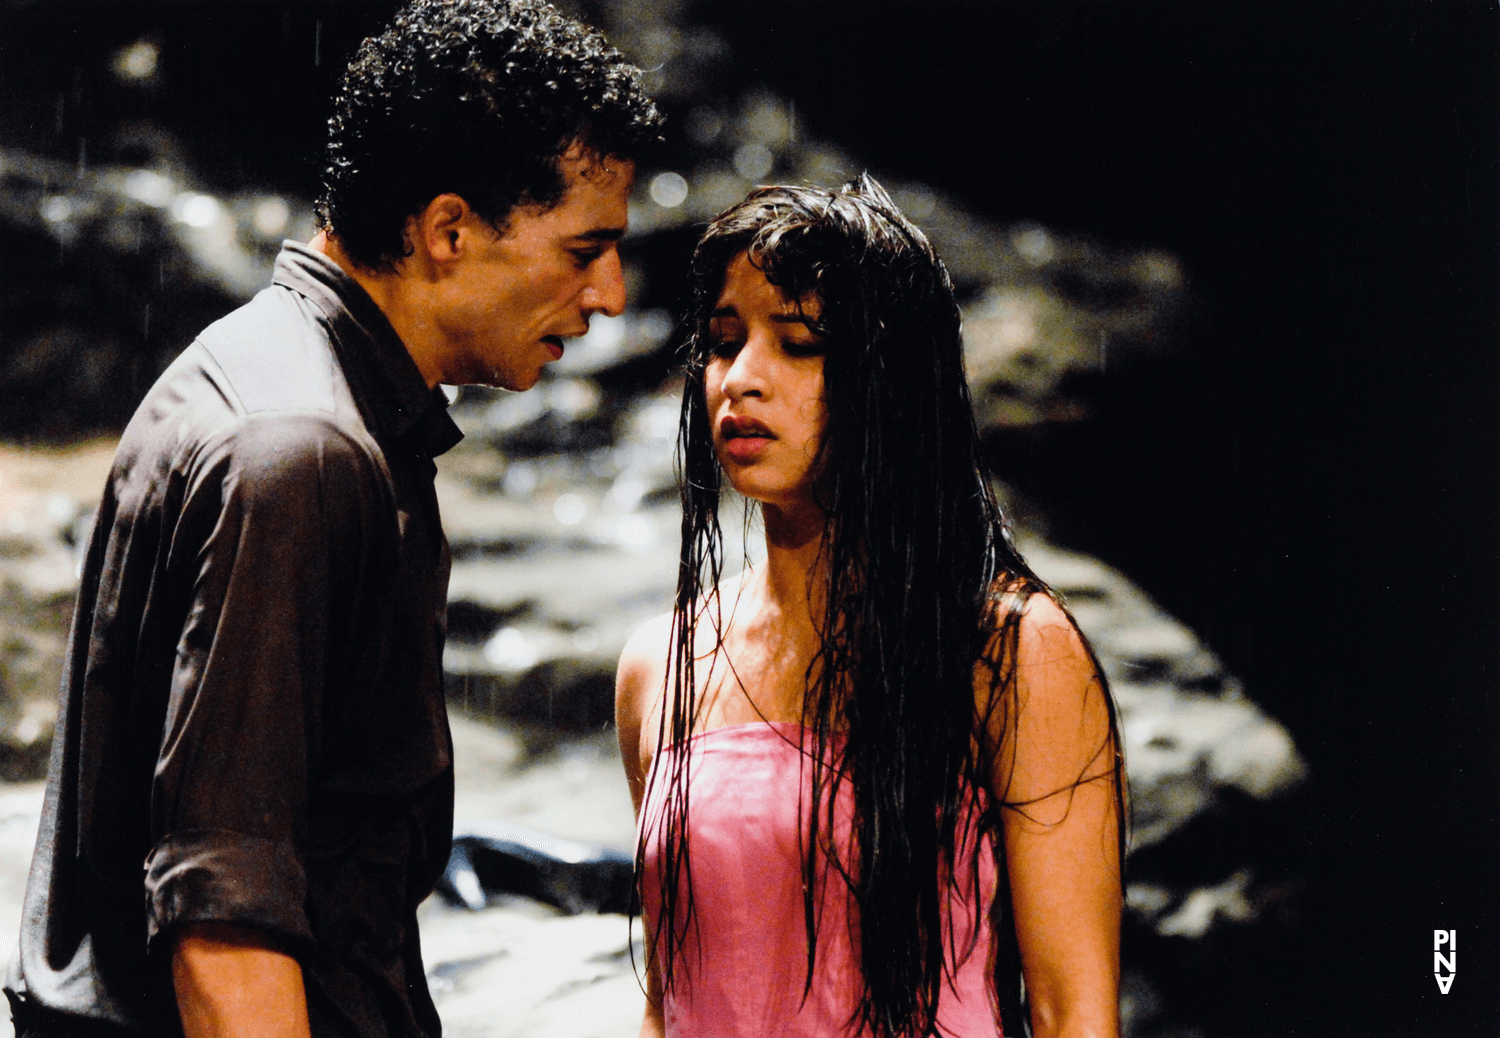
[
  {"x1": 635, "y1": 936, "x2": 667, "y2": 1038},
  {"x1": 981, "y1": 595, "x2": 1123, "y2": 1038},
  {"x1": 615, "y1": 613, "x2": 673, "y2": 1038}
]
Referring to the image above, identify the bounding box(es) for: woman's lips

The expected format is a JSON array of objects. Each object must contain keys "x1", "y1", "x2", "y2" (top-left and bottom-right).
[{"x1": 719, "y1": 415, "x2": 774, "y2": 463}]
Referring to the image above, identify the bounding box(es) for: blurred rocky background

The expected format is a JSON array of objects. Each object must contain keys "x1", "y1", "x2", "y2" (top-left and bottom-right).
[{"x1": 2, "y1": 2, "x2": 1497, "y2": 1036}]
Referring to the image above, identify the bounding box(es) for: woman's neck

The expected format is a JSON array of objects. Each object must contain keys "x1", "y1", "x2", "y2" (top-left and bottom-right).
[{"x1": 758, "y1": 500, "x2": 829, "y2": 631}]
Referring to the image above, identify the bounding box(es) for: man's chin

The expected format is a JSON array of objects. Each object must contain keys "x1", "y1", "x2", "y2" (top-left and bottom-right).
[
  {"x1": 489, "y1": 370, "x2": 542, "y2": 394},
  {"x1": 452, "y1": 363, "x2": 541, "y2": 393}
]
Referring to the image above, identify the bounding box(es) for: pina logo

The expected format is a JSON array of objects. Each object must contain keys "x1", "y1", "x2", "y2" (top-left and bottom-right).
[{"x1": 1433, "y1": 930, "x2": 1456, "y2": 994}]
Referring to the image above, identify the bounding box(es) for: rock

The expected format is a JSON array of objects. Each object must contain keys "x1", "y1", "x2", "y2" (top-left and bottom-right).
[
  {"x1": 0, "y1": 441, "x2": 116, "y2": 779},
  {"x1": 437, "y1": 383, "x2": 710, "y2": 734},
  {"x1": 0, "y1": 143, "x2": 313, "y2": 439},
  {"x1": 962, "y1": 261, "x2": 1181, "y2": 430},
  {"x1": 425, "y1": 715, "x2": 644, "y2": 1038},
  {"x1": 438, "y1": 829, "x2": 633, "y2": 916},
  {"x1": 1020, "y1": 534, "x2": 1306, "y2": 851},
  {"x1": 0, "y1": 781, "x2": 45, "y2": 963},
  {"x1": 418, "y1": 899, "x2": 643, "y2": 1038}
]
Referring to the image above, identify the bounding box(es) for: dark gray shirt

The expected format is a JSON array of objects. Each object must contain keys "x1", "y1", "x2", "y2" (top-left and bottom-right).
[{"x1": 8, "y1": 243, "x2": 463, "y2": 1038}]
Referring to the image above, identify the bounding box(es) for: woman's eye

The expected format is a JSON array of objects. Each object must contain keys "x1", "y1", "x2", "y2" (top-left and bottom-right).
[
  {"x1": 707, "y1": 338, "x2": 741, "y2": 359},
  {"x1": 781, "y1": 338, "x2": 826, "y2": 358}
]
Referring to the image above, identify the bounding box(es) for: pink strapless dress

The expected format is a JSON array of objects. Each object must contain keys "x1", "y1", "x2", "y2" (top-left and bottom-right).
[{"x1": 639, "y1": 721, "x2": 1003, "y2": 1037}]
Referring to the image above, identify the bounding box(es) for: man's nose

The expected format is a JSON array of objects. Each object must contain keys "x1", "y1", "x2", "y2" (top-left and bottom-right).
[{"x1": 582, "y1": 249, "x2": 627, "y2": 318}]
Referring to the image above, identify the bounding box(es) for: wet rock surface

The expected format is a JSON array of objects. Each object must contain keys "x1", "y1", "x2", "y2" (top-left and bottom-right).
[
  {"x1": 0, "y1": 442, "x2": 114, "y2": 779},
  {"x1": 427, "y1": 717, "x2": 645, "y2": 1038}
]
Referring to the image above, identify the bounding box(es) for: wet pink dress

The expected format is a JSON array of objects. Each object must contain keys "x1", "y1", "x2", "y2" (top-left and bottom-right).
[{"x1": 640, "y1": 721, "x2": 1003, "y2": 1037}]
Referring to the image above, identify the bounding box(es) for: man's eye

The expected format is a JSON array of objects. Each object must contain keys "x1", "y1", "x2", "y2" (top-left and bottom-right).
[{"x1": 570, "y1": 248, "x2": 603, "y2": 267}]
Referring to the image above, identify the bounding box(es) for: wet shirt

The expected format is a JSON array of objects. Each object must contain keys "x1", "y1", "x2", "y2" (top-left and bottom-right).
[{"x1": 8, "y1": 243, "x2": 464, "y2": 1038}]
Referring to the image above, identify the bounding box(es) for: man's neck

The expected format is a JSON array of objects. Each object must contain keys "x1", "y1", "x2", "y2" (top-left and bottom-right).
[{"x1": 308, "y1": 230, "x2": 445, "y2": 389}]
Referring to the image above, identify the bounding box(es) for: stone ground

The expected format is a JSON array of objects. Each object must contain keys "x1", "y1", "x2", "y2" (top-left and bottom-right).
[
  {"x1": 0, "y1": 715, "x2": 649, "y2": 1038},
  {"x1": 421, "y1": 715, "x2": 647, "y2": 1038}
]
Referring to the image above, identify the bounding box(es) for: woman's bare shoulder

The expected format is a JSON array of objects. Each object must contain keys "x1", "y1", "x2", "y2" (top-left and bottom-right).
[
  {"x1": 617, "y1": 611, "x2": 676, "y2": 708},
  {"x1": 981, "y1": 578, "x2": 1088, "y2": 651},
  {"x1": 710, "y1": 565, "x2": 758, "y2": 611},
  {"x1": 1015, "y1": 593, "x2": 1090, "y2": 658},
  {"x1": 975, "y1": 584, "x2": 1101, "y2": 711},
  {"x1": 616, "y1": 610, "x2": 676, "y2": 799}
]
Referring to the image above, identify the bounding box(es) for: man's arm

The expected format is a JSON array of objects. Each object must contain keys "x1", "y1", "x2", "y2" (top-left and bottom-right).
[
  {"x1": 172, "y1": 924, "x2": 310, "y2": 1038},
  {"x1": 151, "y1": 418, "x2": 386, "y2": 1035}
]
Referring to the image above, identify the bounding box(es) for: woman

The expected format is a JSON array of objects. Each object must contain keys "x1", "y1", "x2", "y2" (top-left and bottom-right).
[{"x1": 616, "y1": 176, "x2": 1124, "y2": 1038}]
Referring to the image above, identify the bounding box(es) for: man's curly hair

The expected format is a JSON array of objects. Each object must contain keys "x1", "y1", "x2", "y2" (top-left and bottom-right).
[{"x1": 318, "y1": 0, "x2": 663, "y2": 271}]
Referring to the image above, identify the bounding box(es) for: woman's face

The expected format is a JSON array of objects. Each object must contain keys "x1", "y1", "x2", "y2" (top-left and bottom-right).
[{"x1": 703, "y1": 251, "x2": 827, "y2": 511}]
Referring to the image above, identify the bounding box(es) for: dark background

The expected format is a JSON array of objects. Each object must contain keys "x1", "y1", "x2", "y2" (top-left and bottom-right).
[{"x1": 2, "y1": 1, "x2": 1496, "y2": 1033}]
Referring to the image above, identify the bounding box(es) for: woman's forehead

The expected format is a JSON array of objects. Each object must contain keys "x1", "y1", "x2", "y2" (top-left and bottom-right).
[{"x1": 712, "y1": 251, "x2": 822, "y2": 319}]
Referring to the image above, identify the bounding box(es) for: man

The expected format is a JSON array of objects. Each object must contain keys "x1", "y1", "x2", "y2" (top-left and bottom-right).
[{"x1": 5, "y1": 2, "x2": 661, "y2": 1036}]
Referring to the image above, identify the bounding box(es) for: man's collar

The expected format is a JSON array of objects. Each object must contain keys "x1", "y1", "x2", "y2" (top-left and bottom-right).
[{"x1": 272, "y1": 241, "x2": 463, "y2": 458}]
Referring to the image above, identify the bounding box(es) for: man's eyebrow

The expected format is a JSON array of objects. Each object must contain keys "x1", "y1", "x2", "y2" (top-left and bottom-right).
[{"x1": 569, "y1": 227, "x2": 626, "y2": 244}]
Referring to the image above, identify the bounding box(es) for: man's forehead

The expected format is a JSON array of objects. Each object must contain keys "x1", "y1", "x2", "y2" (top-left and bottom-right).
[
  {"x1": 489, "y1": 148, "x2": 633, "y2": 245},
  {"x1": 551, "y1": 156, "x2": 634, "y2": 231},
  {"x1": 573, "y1": 149, "x2": 635, "y2": 184}
]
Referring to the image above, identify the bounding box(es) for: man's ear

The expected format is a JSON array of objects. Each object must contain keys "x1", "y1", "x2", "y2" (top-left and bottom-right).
[{"x1": 408, "y1": 194, "x2": 472, "y2": 267}]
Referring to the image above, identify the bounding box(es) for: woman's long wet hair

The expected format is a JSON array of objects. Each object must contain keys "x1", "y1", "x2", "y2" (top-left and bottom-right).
[{"x1": 641, "y1": 175, "x2": 1125, "y2": 1037}]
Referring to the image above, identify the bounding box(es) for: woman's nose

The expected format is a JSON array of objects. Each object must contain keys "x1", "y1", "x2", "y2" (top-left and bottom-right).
[{"x1": 718, "y1": 340, "x2": 770, "y2": 401}]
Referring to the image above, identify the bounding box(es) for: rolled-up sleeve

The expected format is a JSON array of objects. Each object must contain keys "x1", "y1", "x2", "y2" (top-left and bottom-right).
[
  {"x1": 144, "y1": 829, "x2": 311, "y2": 946},
  {"x1": 145, "y1": 412, "x2": 386, "y2": 952}
]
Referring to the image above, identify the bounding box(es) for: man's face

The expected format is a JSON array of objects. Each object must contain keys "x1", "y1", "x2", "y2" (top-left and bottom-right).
[{"x1": 431, "y1": 147, "x2": 634, "y2": 390}]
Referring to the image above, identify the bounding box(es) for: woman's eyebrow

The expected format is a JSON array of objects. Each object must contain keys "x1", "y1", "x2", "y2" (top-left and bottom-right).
[{"x1": 708, "y1": 308, "x2": 816, "y2": 327}]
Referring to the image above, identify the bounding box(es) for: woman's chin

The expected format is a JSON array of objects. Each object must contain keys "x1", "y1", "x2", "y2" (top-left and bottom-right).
[
  {"x1": 746, "y1": 488, "x2": 825, "y2": 524},
  {"x1": 721, "y1": 470, "x2": 792, "y2": 503}
]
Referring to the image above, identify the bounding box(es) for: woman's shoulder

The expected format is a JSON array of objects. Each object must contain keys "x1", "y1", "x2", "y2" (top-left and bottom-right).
[
  {"x1": 977, "y1": 579, "x2": 1099, "y2": 689},
  {"x1": 616, "y1": 567, "x2": 756, "y2": 694},
  {"x1": 617, "y1": 610, "x2": 675, "y2": 703},
  {"x1": 615, "y1": 610, "x2": 676, "y2": 795},
  {"x1": 982, "y1": 571, "x2": 1076, "y2": 631},
  {"x1": 1014, "y1": 590, "x2": 1080, "y2": 640}
]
